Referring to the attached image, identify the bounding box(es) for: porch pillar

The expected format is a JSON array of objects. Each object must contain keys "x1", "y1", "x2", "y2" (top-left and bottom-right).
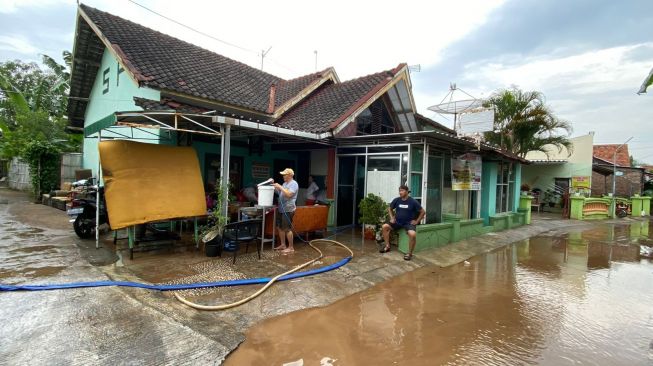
[
  {"x1": 480, "y1": 161, "x2": 498, "y2": 225},
  {"x1": 220, "y1": 124, "x2": 231, "y2": 219}
]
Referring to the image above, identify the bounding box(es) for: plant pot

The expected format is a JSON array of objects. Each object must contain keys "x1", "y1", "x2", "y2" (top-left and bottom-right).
[
  {"x1": 203, "y1": 230, "x2": 222, "y2": 257},
  {"x1": 363, "y1": 224, "x2": 376, "y2": 240}
]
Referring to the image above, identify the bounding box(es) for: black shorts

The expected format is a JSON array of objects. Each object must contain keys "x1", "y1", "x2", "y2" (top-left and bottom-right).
[
  {"x1": 276, "y1": 210, "x2": 294, "y2": 231},
  {"x1": 389, "y1": 222, "x2": 416, "y2": 232}
]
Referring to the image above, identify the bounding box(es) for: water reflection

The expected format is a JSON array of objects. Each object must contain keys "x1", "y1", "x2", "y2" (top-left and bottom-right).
[{"x1": 226, "y1": 221, "x2": 653, "y2": 366}]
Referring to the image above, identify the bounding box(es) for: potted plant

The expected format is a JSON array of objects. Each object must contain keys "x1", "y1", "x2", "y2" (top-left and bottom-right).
[
  {"x1": 202, "y1": 181, "x2": 230, "y2": 257},
  {"x1": 358, "y1": 193, "x2": 388, "y2": 240}
]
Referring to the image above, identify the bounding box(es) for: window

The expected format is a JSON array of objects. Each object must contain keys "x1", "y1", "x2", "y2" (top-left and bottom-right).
[{"x1": 495, "y1": 162, "x2": 514, "y2": 213}]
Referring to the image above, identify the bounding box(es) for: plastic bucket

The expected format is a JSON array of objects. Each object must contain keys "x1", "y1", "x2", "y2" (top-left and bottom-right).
[{"x1": 258, "y1": 185, "x2": 274, "y2": 206}]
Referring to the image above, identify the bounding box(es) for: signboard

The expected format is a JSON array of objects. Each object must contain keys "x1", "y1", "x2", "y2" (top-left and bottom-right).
[
  {"x1": 571, "y1": 176, "x2": 591, "y2": 189},
  {"x1": 615, "y1": 171, "x2": 624, "y2": 177},
  {"x1": 251, "y1": 162, "x2": 270, "y2": 179},
  {"x1": 458, "y1": 107, "x2": 494, "y2": 134},
  {"x1": 451, "y1": 153, "x2": 482, "y2": 190}
]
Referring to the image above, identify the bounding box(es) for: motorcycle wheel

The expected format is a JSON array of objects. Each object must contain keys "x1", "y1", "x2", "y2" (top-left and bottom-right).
[
  {"x1": 74, "y1": 214, "x2": 95, "y2": 239},
  {"x1": 617, "y1": 209, "x2": 628, "y2": 218}
]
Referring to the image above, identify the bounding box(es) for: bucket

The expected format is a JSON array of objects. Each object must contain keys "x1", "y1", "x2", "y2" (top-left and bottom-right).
[{"x1": 258, "y1": 185, "x2": 274, "y2": 206}]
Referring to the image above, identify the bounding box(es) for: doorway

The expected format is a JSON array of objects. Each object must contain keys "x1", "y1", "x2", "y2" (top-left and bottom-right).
[{"x1": 336, "y1": 156, "x2": 366, "y2": 226}]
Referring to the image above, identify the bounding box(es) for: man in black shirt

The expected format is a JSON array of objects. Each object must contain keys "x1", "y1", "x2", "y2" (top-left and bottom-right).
[{"x1": 381, "y1": 185, "x2": 425, "y2": 260}]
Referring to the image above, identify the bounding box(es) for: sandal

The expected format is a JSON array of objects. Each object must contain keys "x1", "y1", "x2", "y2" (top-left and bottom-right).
[
  {"x1": 379, "y1": 245, "x2": 390, "y2": 253},
  {"x1": 403, "y1": 253, "x2": 412, "y2": 261}
]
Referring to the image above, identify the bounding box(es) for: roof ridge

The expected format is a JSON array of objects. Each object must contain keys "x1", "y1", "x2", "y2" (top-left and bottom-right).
[
  {"x1": 79, "y1": 3, "x2": 285, "y2": 82},
  {"x1": 337, "y1": 67, "x2": 395, "y2": 85},
  {"x1": 280, "y1": 67, "x2": 333, "y2": 83}
]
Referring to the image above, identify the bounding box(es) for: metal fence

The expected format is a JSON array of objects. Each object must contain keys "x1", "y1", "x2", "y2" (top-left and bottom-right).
[{"x1": 61, "y1": 153, "x2": 82, "y2": 185}]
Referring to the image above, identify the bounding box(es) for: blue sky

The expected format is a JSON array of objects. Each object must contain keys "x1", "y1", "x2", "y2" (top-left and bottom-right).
[{"x1": 1, "y1": 0, "x2": 652, "y2": 163}]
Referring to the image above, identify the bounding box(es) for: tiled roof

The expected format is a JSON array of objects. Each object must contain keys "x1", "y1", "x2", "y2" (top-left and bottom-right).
[
  {"x1": 78, "y1": 4, "x2": 322, "y2": 115},
  {"x1": 593, "y1": 144, "x2": 630, "y2": 166},
  {"x1": 414, "y1": 113, "x2": 456, "y2": 134},
  {"x1": 274, "y1": 68, "x2": 397, "y2": 133},
  {"x1": 133, "y1": 97, "x2": 209, "y2": 114}
]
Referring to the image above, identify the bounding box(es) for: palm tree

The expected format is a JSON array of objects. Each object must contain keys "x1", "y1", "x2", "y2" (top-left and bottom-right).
[{"x1": 484, "y1": 88, "x2": 572, "y2": 158}]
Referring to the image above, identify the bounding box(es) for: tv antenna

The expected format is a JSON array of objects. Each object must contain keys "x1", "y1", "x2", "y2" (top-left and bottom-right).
[{"x1": 260, "y1": 46, "x2": 272, "y2": 71}]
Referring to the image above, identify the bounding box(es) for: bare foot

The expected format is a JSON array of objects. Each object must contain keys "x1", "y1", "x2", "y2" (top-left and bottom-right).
[
  {"x1": 273, "y1": 245, "x2": 286, "y2": 250},
  {"x1": 281, "y1": 248, "x2": 295, "y2": 254}
]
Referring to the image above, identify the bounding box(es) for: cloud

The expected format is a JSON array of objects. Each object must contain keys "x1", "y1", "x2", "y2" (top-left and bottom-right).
[
  {"x1": 415, "y1": 0, "x2": 653, "y2": 163},
  {"x1": 0, "y1": 35, "x2": 39, "y2": 55},
  {"x1": 0, "y1": 0, "x2": 70, "y2": 14}
]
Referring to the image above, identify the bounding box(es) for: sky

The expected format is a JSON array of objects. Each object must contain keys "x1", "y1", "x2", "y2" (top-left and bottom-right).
[{"x1": 1, "y1": 0, "x2": 652, "y2": 163}]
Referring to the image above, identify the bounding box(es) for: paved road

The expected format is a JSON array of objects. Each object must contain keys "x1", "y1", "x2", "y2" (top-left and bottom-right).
[{"x1": 0, "y1": 188, "x2": 608, "y2": 365}]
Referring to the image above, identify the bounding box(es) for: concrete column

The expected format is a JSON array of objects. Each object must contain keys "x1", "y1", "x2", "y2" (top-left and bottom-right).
[
  {"x1": 443, "y1": 213, "x2": 462, "y2": 242},
  {"x1": 518, "y1": 195, "x2": 533, "y2": 224},
  {"x1": 570, "y1": 197, "x2": 585, "y2": 220}
]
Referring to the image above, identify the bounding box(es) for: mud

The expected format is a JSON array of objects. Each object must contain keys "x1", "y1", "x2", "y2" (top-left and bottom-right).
[{"x1": 226, "y1": 221, "x2": 653, "y2": 365}]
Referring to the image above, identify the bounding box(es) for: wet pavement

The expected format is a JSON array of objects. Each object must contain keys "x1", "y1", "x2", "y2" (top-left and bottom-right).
[
  {"x1": 1, "y1": 187, "x2": 651, "y2": 364},
  {"x1": 226, "y1": 221, "x2": 653, "y2": 365}
]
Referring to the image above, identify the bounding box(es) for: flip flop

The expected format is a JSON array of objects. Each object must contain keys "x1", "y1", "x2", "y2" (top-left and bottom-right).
[
  {"x1": 379, "y1": 246, "x2": 390, "y2": 253},
  {"x1": 273, "y1": 246, "x2": 286, "y2": 251},
  {"x1": 403, "y1": 253, "x2": 412, "y2": 261}
]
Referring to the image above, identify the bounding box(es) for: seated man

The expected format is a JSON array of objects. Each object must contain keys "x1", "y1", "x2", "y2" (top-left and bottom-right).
[{"x1": 381, "y1": 185, "x2": 425, "y2": 261}]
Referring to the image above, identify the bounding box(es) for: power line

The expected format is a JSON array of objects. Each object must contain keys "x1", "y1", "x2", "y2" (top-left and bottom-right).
[{"x1": 128, "y1": 0, "x2": 258, "y2": 55}]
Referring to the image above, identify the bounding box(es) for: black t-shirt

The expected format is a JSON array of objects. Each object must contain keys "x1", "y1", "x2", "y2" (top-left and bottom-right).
[{"x1": 390, "y1": 197, "x2": 422, "y2": 224}]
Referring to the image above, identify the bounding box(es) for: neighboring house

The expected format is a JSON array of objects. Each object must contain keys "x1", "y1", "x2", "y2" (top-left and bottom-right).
[
  {"x1": 591, "y1": 144, "x2": 644, "y2": 197},
  {"x1": 68, "y1": 4, "x2": 526, "y2": 228},
  {"x1": 522, "y1": 133, "x2": 595, "y2": 200}
]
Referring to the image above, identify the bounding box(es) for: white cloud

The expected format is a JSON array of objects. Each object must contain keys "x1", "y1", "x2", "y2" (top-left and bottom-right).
[
  {"x1": 0, "y1": 0, "x2": 70, "y2": 14},
  {"x1": 0, "y1": 35, "x2": 39, "y2": 55}
]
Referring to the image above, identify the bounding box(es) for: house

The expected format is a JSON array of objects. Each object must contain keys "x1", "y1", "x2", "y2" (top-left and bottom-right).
[
  {"x1": 592, "y1": 144, "x2": 645, "y2": 197},
  {"x1": 67, "y1": 4, "x2": 527, "y2": 247},
  {"x1": 522, "y1": 133, "x2": 594, "y2": 205}
]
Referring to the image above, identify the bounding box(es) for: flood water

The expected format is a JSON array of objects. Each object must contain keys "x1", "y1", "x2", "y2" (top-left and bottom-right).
[{"x1": 226, "y1": 221, "x2": 653, "y2": 366}]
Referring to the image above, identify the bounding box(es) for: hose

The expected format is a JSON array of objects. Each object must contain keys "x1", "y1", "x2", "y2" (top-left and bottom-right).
[{"x1": 174, "y1": 238, "x2": 354, "y2": 310}]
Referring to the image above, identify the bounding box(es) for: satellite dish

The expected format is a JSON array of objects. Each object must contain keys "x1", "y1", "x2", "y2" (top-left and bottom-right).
[{"x1": 427, "y1": 83, "x2": 494, "y2": 137}]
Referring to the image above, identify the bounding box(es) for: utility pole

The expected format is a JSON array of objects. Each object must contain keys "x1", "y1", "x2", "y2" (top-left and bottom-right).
[
  {"x1": 260, "y1": 46, "x2": 272, "y2": 71},
  {"x1": 612, "y1": 136, "x2": 633, "y2": 217}
]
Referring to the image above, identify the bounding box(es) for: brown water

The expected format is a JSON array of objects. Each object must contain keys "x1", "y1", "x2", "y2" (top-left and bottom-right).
[{"x1": 226, "y1": 221, "x2": 653, "y2": 366}]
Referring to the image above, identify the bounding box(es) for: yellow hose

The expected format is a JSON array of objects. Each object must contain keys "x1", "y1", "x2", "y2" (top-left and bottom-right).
[{"x1": 174, "y1": 239, "x2": 354, "y2": 311}]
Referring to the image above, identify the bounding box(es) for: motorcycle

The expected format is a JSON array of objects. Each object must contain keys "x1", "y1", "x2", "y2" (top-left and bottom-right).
[{"x1": 67, "y1": 178, "x2": 110, "y2": 239}]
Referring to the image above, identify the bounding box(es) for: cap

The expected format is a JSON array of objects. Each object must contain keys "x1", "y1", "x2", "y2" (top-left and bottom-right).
[
  {"x1": 399, "y1": 185, "x2": 410, "y2": 192},
  {"x1": 279, "y1": 168, "x2": 295, "y2": 176}
]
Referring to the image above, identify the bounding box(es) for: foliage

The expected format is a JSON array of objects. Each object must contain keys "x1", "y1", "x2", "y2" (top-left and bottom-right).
[
  {"x1": 23, "y1": 140, "x2": 61, "y2": 197},
  {"x1": 483, "y1": 87, "x2": 572, "y2": 158},
  {"x1": 0, "y1": 52, "x2": 80, "y2": 160},
  {"x1": 201, "y1": 180, "x2": 231, "y2": 239},
  {"x1": 358, "y1": 193, "x2": 388, "y2": 226}
]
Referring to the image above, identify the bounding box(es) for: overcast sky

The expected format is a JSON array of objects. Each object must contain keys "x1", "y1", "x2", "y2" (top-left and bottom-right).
[{"x1": 1, "y1": 0, "x2": 652, "y2": 163}]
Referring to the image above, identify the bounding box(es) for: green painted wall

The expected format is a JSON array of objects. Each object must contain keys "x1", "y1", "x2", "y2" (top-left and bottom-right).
[
  {"x1": 481, "y1": 161, "x2": 498, "y2": 225},
  {"x1": 513, "y1": 163, "x2": 522, "y2": 211},
  {"x1": 82, "y1": 47, "x2": 162, "y2": 176},
  {"x1": 191, "y1": 140, "x2": 297, "y2": 186}
]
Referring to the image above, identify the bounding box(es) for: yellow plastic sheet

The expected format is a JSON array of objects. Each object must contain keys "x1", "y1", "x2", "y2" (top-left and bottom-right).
[{"x1": 99, "y1": 140, "x2": 206, "y2": 229}]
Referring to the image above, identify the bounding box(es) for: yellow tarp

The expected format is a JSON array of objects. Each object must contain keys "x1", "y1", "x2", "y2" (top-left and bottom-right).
[{"x1": 99, "y1": 140, "x2": 206, "y2": 229}]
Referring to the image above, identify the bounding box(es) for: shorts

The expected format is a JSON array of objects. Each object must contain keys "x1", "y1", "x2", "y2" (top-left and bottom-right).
[
  {"x1": 276, "y1": 210, "x2": 294, "y2": 231},
  {"x1": 388, "y1": 222, "x2": 416, "y2": 232}
]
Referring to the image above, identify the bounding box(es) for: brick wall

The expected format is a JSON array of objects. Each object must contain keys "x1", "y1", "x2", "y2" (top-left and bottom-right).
[{"x1": 591, "y1": 169, "x2": 643, "y2": 197}]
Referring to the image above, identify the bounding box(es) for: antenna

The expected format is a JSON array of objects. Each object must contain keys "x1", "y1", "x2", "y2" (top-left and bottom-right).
[
  {"x1": 314, "y1": 50, "x2": 318, "y2": 72},
  {"x1": 260, "y1": 46, "x2": 272, "y2": 71}
]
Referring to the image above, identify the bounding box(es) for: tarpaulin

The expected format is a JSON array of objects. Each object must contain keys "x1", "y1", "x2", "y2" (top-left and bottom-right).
[{"x1": 99, "y1": 140, "x2": 206, "y2": 229}]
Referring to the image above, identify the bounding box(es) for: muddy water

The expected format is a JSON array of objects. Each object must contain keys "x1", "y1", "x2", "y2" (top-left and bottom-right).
[{"x1": 226, "y1": 221, "x2": 653, "y2": 365}]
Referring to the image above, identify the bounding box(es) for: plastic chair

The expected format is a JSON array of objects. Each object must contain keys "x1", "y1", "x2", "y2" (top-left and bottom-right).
[{"x1": 222, "y1": 219, "x2": 262, "y2": 264}]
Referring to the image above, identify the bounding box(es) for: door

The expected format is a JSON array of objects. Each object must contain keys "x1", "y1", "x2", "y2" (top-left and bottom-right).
[{"x1": 336, "y1": 156, "x2": 355, "y2": 226}]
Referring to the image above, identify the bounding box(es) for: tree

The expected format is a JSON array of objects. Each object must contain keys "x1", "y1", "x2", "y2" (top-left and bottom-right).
[
  {"x1": 483, "y1": 87, "x2": 572, "y2": 158},
  {"x1": 0, "y1": 52, "x2": 79, "y2": 160}
]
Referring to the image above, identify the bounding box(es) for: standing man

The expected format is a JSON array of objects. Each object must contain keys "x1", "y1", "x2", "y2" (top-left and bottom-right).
[
  {"x1": 272, "y1": 168, "x2": 299, "y2": 253},
  {"x1": 305, "y1": 175, "x2": 319, "y2": 205},
  {"x1": 381, "y1": 185, "x2": 425, "y2": 261}
]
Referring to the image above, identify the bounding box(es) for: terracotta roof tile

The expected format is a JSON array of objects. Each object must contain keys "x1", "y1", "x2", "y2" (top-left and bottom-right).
[
  {"x1": 79, "y1": 4, "x2": 320, "y2": 115},
  {"x1": 274, "y1": 69, "x2": 395, "y2": 133},
  {"x1": 593, "y1": 144, "x2": 630, "y2": 166}
]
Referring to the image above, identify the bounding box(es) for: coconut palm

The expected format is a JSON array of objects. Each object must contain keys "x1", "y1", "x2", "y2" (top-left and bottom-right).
[{"x1": 484, "y1": 88, "x2": 572, "y2": 158}]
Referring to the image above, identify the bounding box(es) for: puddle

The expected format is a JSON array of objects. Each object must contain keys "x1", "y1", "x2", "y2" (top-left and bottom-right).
[
  {"x1": 9, "y1": 245, "x2": 58, "y2": 254},
  {"x1": 226, "y1": 220, "x2": 653, "y2": 365},
  {"x1": 0, "y1": 266, "x2": 66, "y2": 279}
]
